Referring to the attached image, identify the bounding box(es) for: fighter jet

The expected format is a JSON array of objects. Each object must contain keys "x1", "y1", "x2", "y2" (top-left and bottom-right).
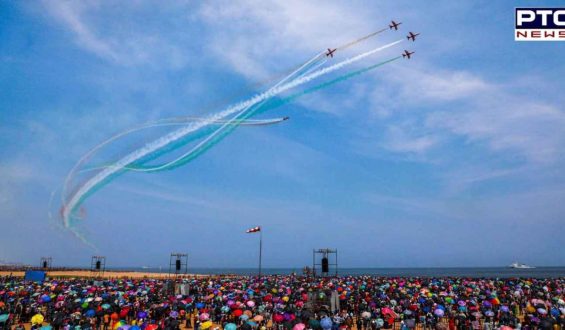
[
  {"x1": 389, "y1": 20, "x2": 402, "y2": 30},
  {"x1": 325, "y1": 48, "x2": 337, "y2": 58},
  {"x1": 402, "y1": 50, "x2": 415, "y2": 59},
  {"x1": 407, "y1": 32, "x2": 420, "y2": 41}
]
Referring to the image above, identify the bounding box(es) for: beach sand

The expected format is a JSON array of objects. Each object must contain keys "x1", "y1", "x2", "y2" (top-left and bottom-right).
[{"x1": 0, "y1": 270, "x2": 210, "y2": 279}]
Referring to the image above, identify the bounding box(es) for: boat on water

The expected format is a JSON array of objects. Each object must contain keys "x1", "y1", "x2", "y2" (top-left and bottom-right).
[{"x1": 509, "y1": 262, "x2": 535, "y2": 269}]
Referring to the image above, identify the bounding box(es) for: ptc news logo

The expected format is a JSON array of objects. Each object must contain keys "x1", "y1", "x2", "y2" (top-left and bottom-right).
[{"x1": 515, "y1": 8, "x2": 565, "y2": 41}]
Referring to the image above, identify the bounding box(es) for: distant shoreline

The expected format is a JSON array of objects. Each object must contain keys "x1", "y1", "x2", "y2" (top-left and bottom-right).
[{"x1": 0, "y1": 268, "x2": 216, "y2": 279}]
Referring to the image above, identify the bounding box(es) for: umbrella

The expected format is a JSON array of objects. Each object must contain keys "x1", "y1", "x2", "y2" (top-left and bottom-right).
[
  {"x1": 102, "y1": 304, "x2": 111, "y2": 310},
  {"x1": 240, "y1": 314, "x2": 250, "y2": 321},
  {"x1": 272, "y1": 314, "x2": 284, "y2": 323},
  {"x1": 225, "y1": 323, "x2": 237, "y2": 330},
  {"x1": 375, "y1": 319, "x2": 384, "y2": 328},
  {"x1": 201, "y1": 321, "x2": 213, "y2": 330},
  {"x1": 321, "y1": 317, "x2": 333, "y2": 330},
  {"x1": 0, "y1": 314, "x2": 9, "y2": 323},
  {"x1": 85, "y1": 309, "x2": 96, "y2": 317},
  {"x1": 200, "y1": 313, "x2": 210, "y2": 321},
  {"x1": 309, "y1": 319, "x2": 321, "y2": 329},
  {"x1": 293, "y1": 323, "x2": 306, "y2": 330},
  {"x1": 113, "y1": 321, "x2": 126, "y2": 330},
  {"x1": 40, "y1": 326, "x2": 52, "y2": 330},
  {"x1": 381, "y1": 307, "x2": 396, "y2": 317},
  {"x1": 169, "y1": 311, "x2": 179, "y2": 318},
  {"x1": 434, "y1": 309, "x2": 445, "y2": 317},
  {"x1": 436, "y1": 324, "x2": 448, "y2": 330},
  {"x1": 361, "y1": 311, "x2": 371, "y2": 319},
  {"x1": 537, "y1": 308, "x2": 547, "y2": 315},
  {"x1": 253, "y1": 315, "x2": 264, "y2": 322},
  {"x1": 31, "y1": 314, "x2": 45, "y2": 325}
]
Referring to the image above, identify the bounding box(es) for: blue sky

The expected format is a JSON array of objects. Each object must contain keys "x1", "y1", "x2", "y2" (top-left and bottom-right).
[{"x1": 1, "y1": 1, "x2": 564, "y2": 269}]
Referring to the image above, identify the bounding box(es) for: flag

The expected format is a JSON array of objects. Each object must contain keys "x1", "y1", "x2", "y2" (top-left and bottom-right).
[{"x1": 246, "y1": 226, "x2": 261, "y2": 233}]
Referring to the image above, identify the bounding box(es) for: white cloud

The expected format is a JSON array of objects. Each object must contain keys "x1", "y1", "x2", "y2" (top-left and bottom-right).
[
  {"x1": 41, "y1": 1, "x2": 192, "y2": 68},
  {"x1": 383, "y1": 125, "x2": 438, "y2": 154},
  {"x1": 199, "y1": 0, "x2": 381, "y2": 81},
  {"x1": 360, "y1": 61, "x2": 565, "y2": 165},
  {"x1": 427, "y1": 98, "x2": 565, "y2": 164}
]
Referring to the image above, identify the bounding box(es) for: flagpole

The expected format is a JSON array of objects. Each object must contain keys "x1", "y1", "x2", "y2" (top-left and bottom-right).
[{"x1": 258, "y1": 227, "x2": 262, "y2": 278}]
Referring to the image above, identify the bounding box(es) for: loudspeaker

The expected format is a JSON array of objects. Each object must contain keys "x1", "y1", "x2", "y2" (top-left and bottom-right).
[
  {"x1": 96, "y1": 260, "x2": 101, "y2": 270},
  {"x1": 321, "y1": 257, "x2": 329, "y2": 273},
  {"x1": 42, "y1": 261, "x2": 48, "y2": 268},
  {"x1": 175, "y1": 259, "x2": 181, "y2": 271}
]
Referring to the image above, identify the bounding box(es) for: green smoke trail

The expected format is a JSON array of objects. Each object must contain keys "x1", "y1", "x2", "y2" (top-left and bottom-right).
[
  {"x1": 65, "y1": 56, "x2": 401, "y2": 236},
  {"x1": 127, "y1": 56, "x2": 402, "y2": 172}
]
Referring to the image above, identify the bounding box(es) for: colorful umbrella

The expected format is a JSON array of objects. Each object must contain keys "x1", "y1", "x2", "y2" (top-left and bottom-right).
[{"x1": 31, "y1": 314, "x2": 44, "y2": 325}]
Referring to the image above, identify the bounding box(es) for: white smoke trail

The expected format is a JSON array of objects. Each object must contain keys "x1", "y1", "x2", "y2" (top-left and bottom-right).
[
  {"x1": 60, "y1": 54, "x2": 324, "y2": 210},
  {"x1": 62, "y1": 39, "x2": 402, "y2": 226}
]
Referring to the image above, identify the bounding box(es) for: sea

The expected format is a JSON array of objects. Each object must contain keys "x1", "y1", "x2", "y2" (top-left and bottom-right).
[{"x1": 108, "y1": 267, "x2": 565, "y2": 278}]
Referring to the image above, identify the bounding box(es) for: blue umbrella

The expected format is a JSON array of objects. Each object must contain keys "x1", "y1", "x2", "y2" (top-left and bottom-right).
[
  {"x1": 0, "y1": 314, "x2": 9, "y2": 323},
  {"x1": 85, "y1": 309, "x2": 96, "y2": 317},
  {"x1": 320, "y1": 317, "x2": 332, "y2": 330}
]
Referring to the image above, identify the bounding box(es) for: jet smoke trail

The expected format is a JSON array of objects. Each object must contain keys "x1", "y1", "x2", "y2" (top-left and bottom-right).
[
  {"x1": 124, "y1": 56, "x2": 404, "y2": 173},
  {"x1": 78, "y1": 117, "x2": 289, "y2": 174},
  {"x1": 62, "y1": 39, "x2": 403, "y2": 229}
]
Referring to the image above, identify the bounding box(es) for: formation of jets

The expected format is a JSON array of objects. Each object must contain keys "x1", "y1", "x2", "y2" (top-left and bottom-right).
[
  {"x1": 389, "y1": 20, "x2": 419, "y2": 60},
  {"x1": 326, "y1": 20, "x2": 418, "y2": 60}
]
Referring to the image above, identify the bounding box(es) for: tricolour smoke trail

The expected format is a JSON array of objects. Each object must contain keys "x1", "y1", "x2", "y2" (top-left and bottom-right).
[
  {"x1": 87, "y1": 40, "x2": 402, "y2": 175},
  {"x1": 125, "y1": 56, "x2": 403, "y2": 173},
  {"x1": 62, "y1": 39, "x2": 403, "y2": 229},
  {"x1": 114, "y1": 40, "x2": 404, "y2": 174},
  {"x1": 78, "y1": 117, "x2": 289, "y2": 174},
  {"x1": 336, "y1": 27, "x2": 389, "y2": 51},
  {"x1": 61, "y1": 52, "x2": 323, "y2": 215},
  {"x1": 61, "y1": 28, "x2": 389, "y2": 210}
]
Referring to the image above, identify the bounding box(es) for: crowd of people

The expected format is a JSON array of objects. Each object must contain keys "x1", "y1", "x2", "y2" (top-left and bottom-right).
[{"x1": 0, "y1": 274, "x2": 563, "y2": 330}]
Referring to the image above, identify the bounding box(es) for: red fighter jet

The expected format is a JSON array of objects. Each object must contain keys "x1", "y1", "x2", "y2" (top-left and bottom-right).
[
  {"x1": 407, "y1": 32, "x2": 420, "y2": 41},
  {"x1": 389, "y1": 20, "x2": 402, "y2": 30},
  {"x1": 402, "y1": 50, "x2": 415, "y2": 59},
  {"x1": 325, "y1": 48, "x2": 337, "y2": 58}
]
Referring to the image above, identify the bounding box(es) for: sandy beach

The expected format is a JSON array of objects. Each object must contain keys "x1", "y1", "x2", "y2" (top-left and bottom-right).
[{"x1": 0, "y1": 270, "x2": 210, "y2": 279}]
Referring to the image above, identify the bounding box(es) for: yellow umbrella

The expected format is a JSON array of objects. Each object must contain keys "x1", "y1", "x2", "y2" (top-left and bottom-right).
[
  {"x1": 31, "y1": 314, "x2": 44, "y2": 325},
  {"x1": 201, "y1": 321, "x2": 213, "y2": 330}
]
